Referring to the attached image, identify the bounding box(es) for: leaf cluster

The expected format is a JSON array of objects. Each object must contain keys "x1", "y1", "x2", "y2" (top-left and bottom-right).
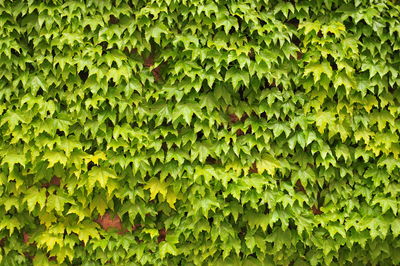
[{"x1": 1, "y1": 0, "x2": 400, "y2": 265}]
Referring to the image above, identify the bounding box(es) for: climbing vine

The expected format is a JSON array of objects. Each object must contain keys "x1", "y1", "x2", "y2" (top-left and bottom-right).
[{"x1": 1, "y1": 0, "x2": 400, "y2": 265}]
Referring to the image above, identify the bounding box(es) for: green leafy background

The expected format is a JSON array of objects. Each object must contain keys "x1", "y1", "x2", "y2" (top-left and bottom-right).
[{"x1": 1, "y1": 0, "x2": 400, "y2": 265}]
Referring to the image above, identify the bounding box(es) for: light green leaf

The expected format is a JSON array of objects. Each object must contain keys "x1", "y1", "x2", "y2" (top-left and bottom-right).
[
  {"x1": 159, "y1": 242, "x2": 178, "y2": 259},
  {"x1": 43, "y1": 150, "x2": 68, "y2": 168},
  {"x1": 24, "y1": 187, "x2": 47, "y2": 212},
  {"x1": 225, "y1": 68, "x2": 250, "y2": 89},
  {"x1": 304, "y1": 61, "x2": 333, "y2": 83},
  {"x1": 47, "y1": 193, "x2": 71, "y2": 213},
  {"x1": 144, "y1": 178, "x2": 169, "y2": 200},
  {"x1": 257, "y1": 154, "x2": 281, "y2": 176},
  {"x1": 88, "y1": 166, "x2": 118, "y2": 189}
]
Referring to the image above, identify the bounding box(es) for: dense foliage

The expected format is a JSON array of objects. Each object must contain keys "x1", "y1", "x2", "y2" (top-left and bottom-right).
[{"x1": 1, "y1": 0, "x2": 400, "y2": 265}]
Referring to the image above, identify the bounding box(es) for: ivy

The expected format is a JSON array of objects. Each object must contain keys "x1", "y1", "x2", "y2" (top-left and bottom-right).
[{"x1": 0, "y1": 0, "x2": 400, "y2": 265}]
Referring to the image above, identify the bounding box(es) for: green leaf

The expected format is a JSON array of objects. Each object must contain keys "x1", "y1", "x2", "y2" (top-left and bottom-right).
[
  {"x1": 391, "y1": 219, "x2": 400, "y2": 237},
  {"x1": 146, "y1": 23, "x2": 169, "y2": 44},
  {"x1": 321, "y1": 22, "x2": 346, "y2": 37},
  {"x1": 225, "y1": 68, "x2": 250, "y2": 89},
  {"x1": 70, "y1": 220, "x2": 100, "y2": 244},
  {"x1": 333, "y1": 71, "x2": 356, "y2": 94},
  {"x1": 299, "y1": 20, "x2": 321, "y2": 35},
  {"x1": 33, "y1": 251, "x2": 50, "y2": 266},
  {"x1": 0, "y1": 215, "x2": 22, "y2": 235},
  {"x1": 215, "y1": 14, "x2": 239, "y2": 34},
  {"x1": 88, "y1": 166, "x2": 118, "y2": 189},
  {"x1": 304, "y1": 61, "x2": 333, "y2": 83},
  {"x1": 52, "y1": 245, "x2": 74, "y2": 264},
  {"x1": 257, "y1": 155, "x2": 281, "y2": 176},
  {"x1": 35, "y1": 231, "x2": 63, "y2": 251},
  {"x1": 372, "y1": 196, "x2": 398, "y2": 214},
  {"x1": 293, "y1": 168, "x2": 315, "y2": 187},
  {"x1": 172, "y1": 103, "x2": 202, "y2": 125},
  {"x1": 144, "y1": 178, "x2": 169, "y2": 200},
  {"x1": 24, "y1": 187, "x2": 47, "y2": 212},
  {"x1": 315, "y1": 111, "x2": 336, "y2": 133},
  {"x1": 159, "y1": 241, "x2": 178, "y2": 259},
  {"x1": 0, "y1": 150, "x2": 26, "y2": 170},
  {"x1": 43, "y1": 150, "x2": 68, "y2": 168},
  {"x1": 47, "y1": 193, "x2": 71, "y2": 213},
  {"x1": 166, "y1": 190, "x2": 177, "y2": 209},
  {"x1": 67, "y1": 205, "x2": 91, "y2": 222}
]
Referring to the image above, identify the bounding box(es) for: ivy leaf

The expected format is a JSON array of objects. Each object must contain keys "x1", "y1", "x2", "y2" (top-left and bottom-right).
[
  {"x1": 52, "y1": 245, "x2": 74, "y2": 264},
  {"x1": 391, "y1": 219, "x2": 400, "y2": 237},
  {"x1": 1, "y1": 150, "x2": 26, "y2": 170},
  {"x1": 377, "y1": 157, "x2": 400, "y2": 174},
  {"x1": 88, "y1": 166, "x2": 118, "y2": 189},
  {"x1": 30, "y1": 75, "x2": 47, "y2": 93},
  {"x1": 144, "y1": 178, "x2": 169, "y2": 200},
  {"x1": 159, "y1": 241, "x2": 178, "y2": 259},
  {"x1": 89, "y1": 151, "x2": 107, "y2": 165},
  {"x1": 35, "y1": 231, "x2": 63, "y2": 251},
  {"x1": 43, "y1": 150, "x2": 68, "y2": 168},
  {"x1": 274, "y1": 2, "x2": 294, "y2": 18},
  {"x1": 39, "y1": 211, "x2": 58, "y2": 228},
  {"x1": 225, "y1": 68, "x2": 250, "y2": 89},
  {"x1": 325, "y1": 223, "x2": 346, "y2": 239},
  {"x1": 372, "y1": 196, "x2": 398, "y2": 214},
  {"x1": 47, "y1": 193, "x2": 71, "y2": 213},
  {"x1": 270, "y1": 122, "x2": 291, "y2": 138},
  {"x1": 67, "y1": 205, "x2": 91, "y2": 222},
  {"x1": 293, "y1": 168, "x2": 315, "y2": 187},
  {"x1": 321, "y1": 22, "x2": 346, "y2": 37},
  {"x1": 215, "y1": 14, "x2": 239, "y2": 34},
  {"x1": 172, "y1": 102, "x2": 203, "y2": 125},
  {"x1": 142, "y1": 229, "x2": 158, "y2": 240},
  {"x1": 315, "y1": 111, "x2": 336, "y2": 133},
  {"x1": 24, "y1": 187, "x2": 47, "y2": 212},
  {"x1": 166, "y1": 190, "x2": 177, "y2": 209},
  {"x1": 245, "y1": 234, "x2": 256, "y2": 252},
  {"x1": 70, "y1": 220, "x2": 100, "y2": 244},
  {"x1": 33, "y1": 251, "x2": 50, "y2": 266},
  {"x1": 333, "y1": 71, "x2": 356, "y2": 94},
  {"x1": 192, "y1": 197, "x2": 220, "y2": 218},
  {"x1": 90, "y1": 194, "x2": 108, "y2": 216},
  {"x1": 1, "y1": 197, "x2": 20, "y2": 212},
  {"x1": 299, "y1": 20, "x2": 321, "y2": 35},
  {"x1": 146, "y1": 23, "x2": 169, "y2": 44},
  {"x1": 304, "y1": 61, "x2": 333, "y2": 83},
  {"x1": 257, "y1": 154, "x2": 281, "y2": 176},
  {"x1": 0, "y1": 215, "x2": 22, "y2": 235}
]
